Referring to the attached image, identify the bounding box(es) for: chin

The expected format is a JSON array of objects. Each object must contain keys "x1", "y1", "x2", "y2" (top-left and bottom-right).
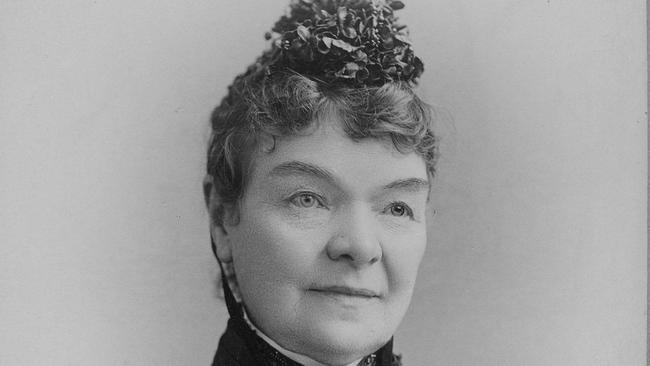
[{"x1": 294, "y1": 318, "x2": 393, "y2": 364}]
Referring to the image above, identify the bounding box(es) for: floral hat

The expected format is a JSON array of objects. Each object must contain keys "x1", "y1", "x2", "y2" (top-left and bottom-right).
[{"x1": 235, "y1": 0, "x2": 424, "y2": 87}]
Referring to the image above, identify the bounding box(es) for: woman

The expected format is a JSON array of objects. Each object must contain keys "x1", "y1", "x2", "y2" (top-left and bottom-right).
[{"x1": 203, "y1": 1, "x2": 438, "y2": 365}]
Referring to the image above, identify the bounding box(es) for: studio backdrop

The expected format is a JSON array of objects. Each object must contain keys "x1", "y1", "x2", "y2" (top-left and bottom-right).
[{"x1": 1, "y1": 1, "x2": 646, "y2": 365}]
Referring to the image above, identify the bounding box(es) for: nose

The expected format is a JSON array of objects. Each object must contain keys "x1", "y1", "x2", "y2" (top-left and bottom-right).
[{"x1": 325, "y1": 203, "x2": 382, "y2": 267}]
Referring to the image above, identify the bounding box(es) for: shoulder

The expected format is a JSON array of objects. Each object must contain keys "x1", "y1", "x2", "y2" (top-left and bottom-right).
[{"x1": 212, "y1": 318, "x2": 257, "y2": 366}]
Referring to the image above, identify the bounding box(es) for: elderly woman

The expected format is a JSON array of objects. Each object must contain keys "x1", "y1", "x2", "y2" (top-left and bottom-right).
[{"x1": 203, "y1": 1, "x2": 437, "y2": 365}]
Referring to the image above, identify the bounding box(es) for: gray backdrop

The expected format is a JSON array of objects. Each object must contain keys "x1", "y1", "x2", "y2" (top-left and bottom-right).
[{"x1": 1, "y1": 1, "x2": 646, "y2": 365}]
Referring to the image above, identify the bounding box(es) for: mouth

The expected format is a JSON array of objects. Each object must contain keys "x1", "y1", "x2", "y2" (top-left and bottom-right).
[{"x1": 310, "y1": 286, "x2": 381, "y2": 299}]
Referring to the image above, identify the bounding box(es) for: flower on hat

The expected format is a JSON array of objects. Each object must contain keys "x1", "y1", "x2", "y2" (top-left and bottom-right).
[{"x1": 244, "y1": 0, "x2": 424, "y2": 86}]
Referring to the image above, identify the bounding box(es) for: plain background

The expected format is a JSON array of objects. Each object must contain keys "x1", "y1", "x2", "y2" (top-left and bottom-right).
[{"x1": 1, "y1": 1, "x2": 646, "y2": 365}]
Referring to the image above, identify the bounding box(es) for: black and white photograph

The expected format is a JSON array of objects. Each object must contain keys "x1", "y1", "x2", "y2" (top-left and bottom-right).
[{"x1": 1, "y1": 1, "x2": 646, "y2": 365}]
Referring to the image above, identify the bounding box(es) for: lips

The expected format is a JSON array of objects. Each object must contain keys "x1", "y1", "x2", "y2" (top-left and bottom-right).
[{"x1": 310, "y1": 286, "x2": 380, "y2": 298}]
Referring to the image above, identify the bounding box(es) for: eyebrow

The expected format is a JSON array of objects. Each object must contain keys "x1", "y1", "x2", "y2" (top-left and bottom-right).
[
  {"x1": 268, "y1": 161, "x2": 336, "y2": 183},
  {"x1": 382, "y1": 178, "x2": 430, "y2": 193},
  {"x1": 269, "y1": 160, "x2": 429, "y2": 193}
]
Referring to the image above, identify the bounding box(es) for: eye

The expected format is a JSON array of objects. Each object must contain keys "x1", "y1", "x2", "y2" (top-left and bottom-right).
[
  {"x1": 385, "y1": 202, "x2": 414, "y2": 219},
  {"x1": 290, "y1": 192, "x2": 325, "y2": 209}
]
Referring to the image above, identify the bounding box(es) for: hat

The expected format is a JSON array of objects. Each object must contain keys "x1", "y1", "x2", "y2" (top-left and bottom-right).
[{"x1": 238, "y1": 0, "x2": 424, "y2": 86}]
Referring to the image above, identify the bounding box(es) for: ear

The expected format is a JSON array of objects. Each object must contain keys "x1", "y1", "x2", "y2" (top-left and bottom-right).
[{"x1": 203, "y1": 175, "x2": 233, "y2": 263}]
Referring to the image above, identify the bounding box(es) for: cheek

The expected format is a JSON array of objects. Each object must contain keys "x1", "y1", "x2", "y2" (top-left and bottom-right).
[
  {"x1": 231, "y1": 208, "x2": 327, "y2": 289},
  {"x1": 383, "y1": 227, "x2": 427, "y2": 293}
]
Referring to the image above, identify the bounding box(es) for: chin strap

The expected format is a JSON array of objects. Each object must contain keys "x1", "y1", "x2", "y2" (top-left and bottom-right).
[{"x1": 211, "y1": 235, "x2": 244, "y2": 319}]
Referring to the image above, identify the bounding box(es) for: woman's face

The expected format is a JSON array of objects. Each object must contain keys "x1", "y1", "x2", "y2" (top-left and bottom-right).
[{"x1": 215, "y1": 120, "x2": 429, "y2": 365}]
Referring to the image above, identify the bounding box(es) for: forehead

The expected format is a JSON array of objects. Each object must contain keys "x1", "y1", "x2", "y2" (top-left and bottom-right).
[{"x1": 247, "y1": 121, "x2": 428, "y2": 193}]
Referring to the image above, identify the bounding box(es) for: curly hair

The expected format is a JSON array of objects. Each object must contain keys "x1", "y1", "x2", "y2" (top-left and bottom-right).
[{"x1": 206, "y1": 71, "x2": 438, "y2": 227}]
